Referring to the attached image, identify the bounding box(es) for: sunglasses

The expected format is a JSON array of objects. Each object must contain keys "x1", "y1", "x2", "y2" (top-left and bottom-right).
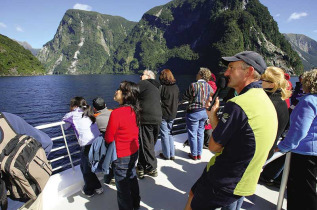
[{"x1": 261, "y1": 79, "x2": 273, "y2": 83}]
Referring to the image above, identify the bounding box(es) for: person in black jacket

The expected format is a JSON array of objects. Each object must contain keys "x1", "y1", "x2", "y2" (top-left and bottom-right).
[
  {"x1": 259, "y1": 67, "x2": 292, "y2": 185},
  {"x1": 136, "y1": 70, "x2": 162, "y2": 178},
  {"x1": 158, "y1": 69, "x2": 179, "y2": 160}
]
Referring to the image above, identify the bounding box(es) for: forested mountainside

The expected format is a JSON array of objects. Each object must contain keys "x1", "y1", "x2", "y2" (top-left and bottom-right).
[
  {"x1": 37, "y1": 0, "x2": 303, "y2": 75},
  {"x1": 112, "y1": 0, "x2": 303, "y2": 75},
  {"x1": 36, "y1": 9, "x2": 137, "y2": 74},
  {"x1": 284, "y1": 33, "x2": 317, "y2": 71},
  {"x1": 0, "y1": 34, "x2": 45, "y2": 76}
]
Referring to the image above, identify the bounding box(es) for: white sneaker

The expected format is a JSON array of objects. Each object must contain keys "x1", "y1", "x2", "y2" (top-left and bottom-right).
[
  {"x1": 110, "y1": 178, "x2": 116, "y2": 185},
  {"x1": 81, "y1": 188, "x2": 95, "y2": 197},
  {"x1": 95, "y1": 187, "x2": 104, "y2": 195}
]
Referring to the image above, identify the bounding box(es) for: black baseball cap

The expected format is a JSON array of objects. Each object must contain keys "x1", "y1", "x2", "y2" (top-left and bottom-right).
[
  {"x1": 222, "y1": 51, "x2": 267, "y2": 75},
  {"x1": 92, "y1": 97, "x2": 106, "y2": 110}
]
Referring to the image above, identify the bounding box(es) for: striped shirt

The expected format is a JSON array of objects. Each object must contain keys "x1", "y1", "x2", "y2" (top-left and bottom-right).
[{"x1": 183, "y1": 79, "x2": 214, "y2": 112}]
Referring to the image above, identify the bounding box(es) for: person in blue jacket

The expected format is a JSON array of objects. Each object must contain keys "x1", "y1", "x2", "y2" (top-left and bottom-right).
[
  {"x1": 277, "y1": 69, "x2": 317, "y2": 210},
  {"x1": 1, "y1": 112, "x2": 52, "y2": 155},
  {"x1": 1, "y1": 112, "x2": 53, "y2": 209}
]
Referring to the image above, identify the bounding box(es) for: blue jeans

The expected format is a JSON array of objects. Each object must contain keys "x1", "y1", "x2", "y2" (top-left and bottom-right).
[
  {"x1": 186, "y1": 110, "x2": 208, "y2": 156},
  {"x1": 160, "y1": 119, "x2": 174, "y2": 159},
  {"x1": 112, "y1": 151, "x2": 140, "y2": 210},
  {"x1": 80, "y1": 145, "x2": 102, "y2": 195},
  {"x1": 221, "y1": 196, "x2": 244, "y2": 210}
]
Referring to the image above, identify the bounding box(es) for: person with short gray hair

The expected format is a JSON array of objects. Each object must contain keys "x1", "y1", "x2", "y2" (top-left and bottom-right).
[
  {"x1": 137, "y1": 69, "x2": 162, "y2": 178},
  {"x1": 141, "y1": 70, "x2": 155, "y2": 80}
]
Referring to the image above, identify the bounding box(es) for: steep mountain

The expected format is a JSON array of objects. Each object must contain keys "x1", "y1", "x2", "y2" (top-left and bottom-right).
[
  {"x1": 16, "y1": 41, "x2": 40, "y2": 56},
  {"x1": 284, "y1": 33, "x2": 317, "y2": 71},
  {"x1": 112, "y1": 0, "x2": 303, "y2": 75},
  {"x1": 0, "y1": 34, "x2": 45, "y2": 76},
  {"x1": 37, "y1": 9, "x2": 137, "y2": 74}
]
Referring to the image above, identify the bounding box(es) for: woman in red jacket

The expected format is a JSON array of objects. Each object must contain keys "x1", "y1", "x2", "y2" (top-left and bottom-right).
[{"x1": 104, "y1": 81, "x2": 141, "y2": 210}]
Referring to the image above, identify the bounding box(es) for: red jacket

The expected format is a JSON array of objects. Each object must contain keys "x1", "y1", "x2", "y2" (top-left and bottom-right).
[
  {"x1": 285, "y1": 80, "x2": 293, "y2": 108},
  {"x1": 205, "y1": 81, "x2": 217, "y2": 130},
  {"x1": 105, "y1": 106, "x2": 139, "y2": 158}
]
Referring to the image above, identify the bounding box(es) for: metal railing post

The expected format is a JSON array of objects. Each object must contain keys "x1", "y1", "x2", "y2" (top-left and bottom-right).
[
  {"x1": 60, "y1": 124, "x2": 75, "y2": 171},
  {"x1": 276, "y1": 152, "x2": 291, "y2": 210}
]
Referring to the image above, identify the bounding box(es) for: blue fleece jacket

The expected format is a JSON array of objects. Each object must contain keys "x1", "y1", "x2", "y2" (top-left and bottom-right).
[
  {"x1": 278, "y1": 94, "x2": 317, "y2": 155},
  {"x1": 2, "y1": 112, "x2": 53, "y2": 155}
]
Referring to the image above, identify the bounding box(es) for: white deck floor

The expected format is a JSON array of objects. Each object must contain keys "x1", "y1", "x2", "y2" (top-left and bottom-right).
[{"x1": 37, "y1": 133, "x2": 287, "y2": 210}]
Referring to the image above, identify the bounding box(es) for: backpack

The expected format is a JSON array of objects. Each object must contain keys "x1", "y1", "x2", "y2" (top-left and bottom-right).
[{"x1": 0, "y1": 112, "x2": 52, "y2": 201}]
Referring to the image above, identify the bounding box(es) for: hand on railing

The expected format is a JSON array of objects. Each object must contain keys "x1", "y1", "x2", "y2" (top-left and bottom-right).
[{"x1": 178, "y1": 100, "x2": 189, "y2": 105}]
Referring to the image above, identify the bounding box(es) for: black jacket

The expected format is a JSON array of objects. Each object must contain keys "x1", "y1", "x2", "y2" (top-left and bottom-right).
[
  {"x1": 266, "y1": 90, "x2": 290, "y2": 159},
  {"x1": 160, "y1": 83, "x2": 179, "y2": 121},
  {"x1": 138, "y1": 79, "x2": 162, "y2": 124}
]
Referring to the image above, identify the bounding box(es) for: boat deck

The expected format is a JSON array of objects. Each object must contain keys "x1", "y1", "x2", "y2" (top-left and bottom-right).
[{"x1": 35, "y1": 133, "x2": 286, "y2": 210}]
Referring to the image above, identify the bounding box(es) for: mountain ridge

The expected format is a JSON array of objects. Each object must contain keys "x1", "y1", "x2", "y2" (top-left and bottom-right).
[
  {"x1": 0, "y1": 34, "x2": 45, "y2": 76},
  {"x1": 16, "y1": 40, "x2": 40, "y2": 56},
  {"x1": 283, "y1": 33, "x2": 317, "y2": 70},
  {"x1": 36, "y1": 9, "x2": 137, "y2": 74},
  {"x1": 35, "y1": 0, "x2": 303, "y2": 75},
  {"x1": 111, "y1": 0, "x2": 303, "y2": 75}
]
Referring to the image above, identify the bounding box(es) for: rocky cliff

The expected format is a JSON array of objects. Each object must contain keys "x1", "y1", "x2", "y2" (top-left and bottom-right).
[
  {"x1": 37, "y1": 9, "x2": 137, "y2": 74},
  {"x1": 112, "y1": 0, "x2": 303, "y2": 75},
  {"x1": 37, "y1": 0, "x2": 303, "y2": 75},
  {"x1": 284, "y1": 33, "x2": 317, "y2": 71}
]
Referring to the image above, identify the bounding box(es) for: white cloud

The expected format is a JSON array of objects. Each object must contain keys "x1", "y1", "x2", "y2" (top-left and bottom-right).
[
  {"x1": 16, "y1": 26, "x2": 24, "y2": 32},
  {"x1": 0, "y1": 22, "x2": 7, "y2": 28},
  {"x1": 275, "y1": 14, "x2": 280, "y2": 17},
  {"x1": 73, "y1": 3, "x2": 92, "y2": 11},
  {"x1": 287, "y1": 12, "x2": 308, "y2": 22}
]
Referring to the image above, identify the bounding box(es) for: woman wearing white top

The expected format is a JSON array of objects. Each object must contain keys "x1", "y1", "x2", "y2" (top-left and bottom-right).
[{"x1": 63, "y1": 96, "x2": 103, "y2": 197}]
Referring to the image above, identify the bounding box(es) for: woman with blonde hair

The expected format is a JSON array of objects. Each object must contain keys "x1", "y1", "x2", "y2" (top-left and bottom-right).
[
  {"x1": 261, "y1": 66, "x2": 292, "y2": 100},
  {"x1": 260, "y1": 67, "x2": 292, "y2": 185},
  {"x1": 261, "y1": 67, "x2": 292, "y2": 150},
  {"x1": 277, "y1": 69, "x2": 317, "y2": 210}
]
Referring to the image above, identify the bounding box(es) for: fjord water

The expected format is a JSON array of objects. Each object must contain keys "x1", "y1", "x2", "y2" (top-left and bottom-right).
[
  {"x1": 0, "y1": 74, "x2": 195, "y2": 126},
  {"x1": 0, "y1": 74, "x2": 299, "y2": 127}
]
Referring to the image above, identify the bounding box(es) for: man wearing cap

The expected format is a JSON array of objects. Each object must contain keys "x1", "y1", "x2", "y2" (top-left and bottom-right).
[
  {"x1": 185, "y1": 51, "x2": 278, "y2": 210},
  {"x1": 92, "y1": 97, "x2": 111, "y2": 134}
]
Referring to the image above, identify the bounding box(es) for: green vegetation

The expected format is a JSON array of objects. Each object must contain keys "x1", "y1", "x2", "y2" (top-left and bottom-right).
[
  {"x1": 37, "y1": 9, "x2": 137, "y2": 74},
  {"x1": 0, "y1": 34, "x2": 45, "y2": 76},
  {"x1": 110, "y1": 0, "x2": 303, "y2": 75},
  {"x1": 35, "y1": 0, "x2": 303, "y2": 76}
]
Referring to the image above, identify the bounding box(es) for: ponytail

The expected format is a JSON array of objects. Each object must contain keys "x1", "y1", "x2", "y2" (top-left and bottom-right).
[
  {"x1": 70, "y1": 97, "x2": 96, "y2": 123},
  {"x1": 82, "y1": 105, "x2": 96, "y2": 124}
]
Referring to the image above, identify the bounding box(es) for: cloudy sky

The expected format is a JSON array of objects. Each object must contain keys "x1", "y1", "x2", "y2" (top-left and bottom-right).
[{"x1": 0, "y1": 0, "x2": 316, "y2": 48}]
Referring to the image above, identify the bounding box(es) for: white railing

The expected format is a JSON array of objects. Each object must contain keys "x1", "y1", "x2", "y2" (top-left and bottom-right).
[
  {"x1": 34, "y1": 105, "x2": 189, "y2": 172},
  {"x1": 262, "y1": 150, "x2": 291, "y2": 210},
  {"x1": 35, "y1": 121, "x2": 76, "y2": 172}
]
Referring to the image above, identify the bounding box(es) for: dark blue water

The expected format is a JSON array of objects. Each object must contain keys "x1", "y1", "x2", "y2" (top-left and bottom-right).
[
  {"x1": 0, "y1": 74, "x2": 196, "y2": 126},
  {"x1": 0, "y1": 74, "x2": 299, "y2": 126}
]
